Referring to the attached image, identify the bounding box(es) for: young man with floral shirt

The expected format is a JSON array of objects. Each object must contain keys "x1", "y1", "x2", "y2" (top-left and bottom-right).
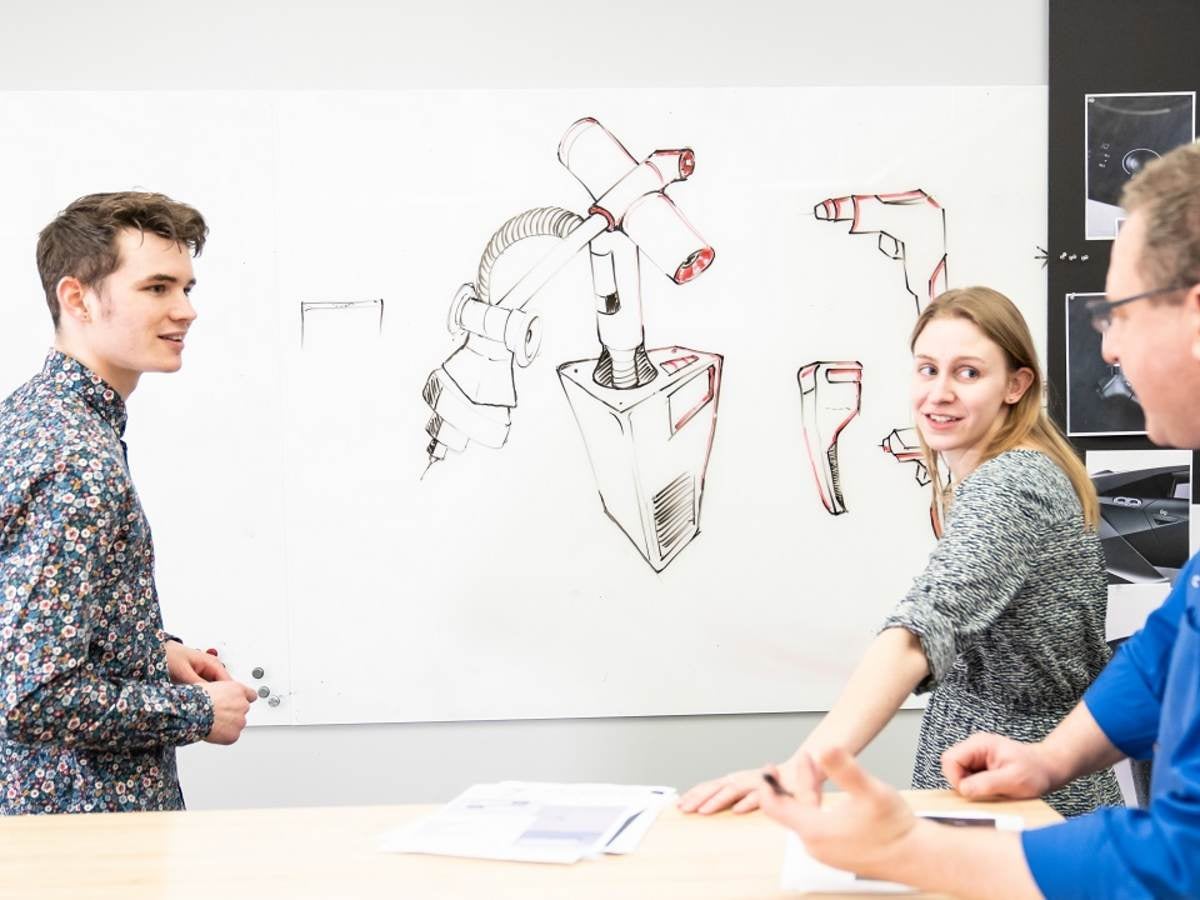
[{"x1": 1, "y1": 193, "x2": 256, "y2": 814}]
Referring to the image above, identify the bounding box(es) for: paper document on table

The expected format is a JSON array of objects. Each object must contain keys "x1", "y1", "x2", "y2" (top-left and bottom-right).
[
  {"x1": 380, "y1": 782, "x2": 676, "y2": 864},
  {"x1": 497, "y1": 782, "x2": 675, "y2": 854},
  {"x1": 780, "y1": 810, "x2": 1024, "y2": 893}
]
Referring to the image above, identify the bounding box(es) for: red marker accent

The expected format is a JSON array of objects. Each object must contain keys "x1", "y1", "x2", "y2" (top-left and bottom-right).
[
  {"x1": 680, "y1": 150, "x2": 696, "y2": 178},
  {"x1": 205, "y1": 648, "x2": 219, "y2": 657}
]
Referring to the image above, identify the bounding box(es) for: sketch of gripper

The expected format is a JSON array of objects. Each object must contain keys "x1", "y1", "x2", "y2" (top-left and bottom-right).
[
  {"x1": 813, "y1": 189, "x2": 948, "y2": 315},
  {"x1": 879, "y1": 427, "x2": 931, "y2": 486},
  {"x1": 797, "y1": 361, "x2": 862, "y2": 515}
]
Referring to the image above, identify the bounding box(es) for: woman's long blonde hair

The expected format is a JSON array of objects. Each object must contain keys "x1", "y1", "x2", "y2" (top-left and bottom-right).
[{"x1": 911, "y1": 287, "x2": 1099, "y2": 528}]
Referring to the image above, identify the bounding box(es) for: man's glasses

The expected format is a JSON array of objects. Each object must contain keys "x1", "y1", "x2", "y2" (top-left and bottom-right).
[{"x1": 1085, "y1": 285, "x2": 1186, "y2": 334}]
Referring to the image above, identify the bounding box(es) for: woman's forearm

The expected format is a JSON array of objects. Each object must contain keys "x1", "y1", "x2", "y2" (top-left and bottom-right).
[{"x1": 794, "y1": 627, "x2": 930, "y2": 761}]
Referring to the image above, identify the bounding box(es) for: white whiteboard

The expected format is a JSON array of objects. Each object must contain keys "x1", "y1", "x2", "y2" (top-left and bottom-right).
[{"x1": 0, "y1": 87, "x2": 1047, "y2": 726}]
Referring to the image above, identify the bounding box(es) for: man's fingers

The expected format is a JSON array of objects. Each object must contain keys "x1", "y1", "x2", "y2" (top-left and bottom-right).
[
  {"x1": 204, "y1": 662, "x2": 233, "y2": 682},
  {"x1": 757, "y1": 784, "x2": 815, "y2": 833},
  {"x1": 956, "y1": 769, "x2": 1012, "y2": 800},
  {"x1": 174, "y1": 666, "x2": 205, "y2": 685},
  {"x1": 241, "y1": 683, "x2": 258, "y2": 703},
  {"x1": 813, "y1": 747, "x2": 875, "y2": 797},
  {"x1": 941, "y1": 734, "x2": 995, "y2": 787},
  {"x1": 793, "y1": 752, "x2": 823, "y2": 807}
]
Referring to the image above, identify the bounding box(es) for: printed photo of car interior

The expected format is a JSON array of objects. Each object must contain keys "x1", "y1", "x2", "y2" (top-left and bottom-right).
[{"x1": 1091, "y1": 460, "x2": 1191, "y2": 585}]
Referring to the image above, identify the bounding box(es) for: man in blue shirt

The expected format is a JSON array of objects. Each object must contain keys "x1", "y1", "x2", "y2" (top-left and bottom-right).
[{"x1": 757, "y1": 141, "x2": 1200, "y2": 897}]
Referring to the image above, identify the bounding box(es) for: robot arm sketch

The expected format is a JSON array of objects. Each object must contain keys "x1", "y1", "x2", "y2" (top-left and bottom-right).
[
  {"x1": 813, "y1": 189, "x2": 948, "y2": 315},
  {"x1": 422, "y1": 118, "x2": 720, "y2": 572},
  {"x1": 797, "y1": 361, "x2": 862, "y2": 515}
]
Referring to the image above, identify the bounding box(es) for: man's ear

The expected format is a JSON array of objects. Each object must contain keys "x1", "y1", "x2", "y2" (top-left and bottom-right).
[
  {"x1": 1185, "y1": 282, "x2": 1200, "y2": 362},
  {"x1": 1006, "y1": 367, "x2": 1035, "y2": 405},
  {"x1": 56, "y1": 276, "x2": 91, "y2": 324}
]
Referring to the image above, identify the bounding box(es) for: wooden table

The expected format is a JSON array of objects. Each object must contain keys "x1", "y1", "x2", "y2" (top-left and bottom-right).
[{"x1": 0, "y1": 791, "x2": 1059, "y2": 899}]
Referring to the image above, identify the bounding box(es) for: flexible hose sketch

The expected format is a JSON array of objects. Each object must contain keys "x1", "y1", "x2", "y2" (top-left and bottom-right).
[{"x1": 476, "y1": 207, "x2": 584, "y2": 304}]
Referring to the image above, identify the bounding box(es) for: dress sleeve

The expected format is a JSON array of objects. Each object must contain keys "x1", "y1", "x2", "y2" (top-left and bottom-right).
[
  {"x1": 880, "y1": 459, "x2": 1044, "y2": 692},
  {"x1": 0, "y1": 467, "x2": 212, "y2": 750}
]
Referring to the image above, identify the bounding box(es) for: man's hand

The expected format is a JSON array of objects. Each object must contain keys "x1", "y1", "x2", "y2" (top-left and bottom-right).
[
  {"x1": 757, "y1": 747, "x2": 918, "y2": 881},
  {"x1": 199, "y1": 681, "x2": 258, "y2": 745},
  {"x1": 678, "y1": 751, "x2": 823, "y2": 814},
  {"x1": 941, "y1": 733, "x2": 1055, "y2": 801},
  {"x1": 164, "y1": 641, "x2": 232, "y2": 685}
]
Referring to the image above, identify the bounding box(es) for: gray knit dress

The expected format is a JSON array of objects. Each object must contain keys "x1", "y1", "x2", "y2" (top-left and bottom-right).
[{"x1": 881, "y1": 449, "x2": 1123, "y2": 816}]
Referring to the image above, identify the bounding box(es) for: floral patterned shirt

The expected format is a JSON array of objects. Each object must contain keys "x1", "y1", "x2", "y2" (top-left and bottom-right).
[{"x1": 1, "y1": 350, "x2": 212, "y2": 814}]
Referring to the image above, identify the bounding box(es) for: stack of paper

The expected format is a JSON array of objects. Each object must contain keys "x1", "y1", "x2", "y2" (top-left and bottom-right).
[{"x1": 380, "y1": 782, "x2": 676, "y2": 864}]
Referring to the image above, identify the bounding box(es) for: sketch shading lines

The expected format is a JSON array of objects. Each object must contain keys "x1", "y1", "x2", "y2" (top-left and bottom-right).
[
  {"x1": 559, "y1": 347, "x2": 721, "y2": 572},
  {"x1": 422, "y1": 118, "x2": 718, "y2": 571},
  {"x1": 797, "y1": 361, "x2": 862, "y2": 515},
  {"x1": 654, "y1": 472, "x2": 698, "y2": 559},
  {"x1": 813, "y1": 189, "x2": 947, "y2": 314}
]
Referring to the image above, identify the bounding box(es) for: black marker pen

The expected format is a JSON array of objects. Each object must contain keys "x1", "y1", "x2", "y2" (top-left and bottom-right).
[{"x1": 761, "y1": 771, "x2": 794, "y2": 798}]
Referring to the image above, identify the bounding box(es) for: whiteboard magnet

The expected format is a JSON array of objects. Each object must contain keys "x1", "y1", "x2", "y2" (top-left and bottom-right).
[
  {"x1": 252, "y1": 667, "x2": 265, "y2": 679},
  {"x1": 257, "y1": 686, "x2": 271, "y2": 698}
]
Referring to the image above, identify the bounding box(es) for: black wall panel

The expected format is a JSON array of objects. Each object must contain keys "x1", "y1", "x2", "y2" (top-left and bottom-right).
[{"x1": 1047, "y1": 0, "x2": 1200, "y2": 478}]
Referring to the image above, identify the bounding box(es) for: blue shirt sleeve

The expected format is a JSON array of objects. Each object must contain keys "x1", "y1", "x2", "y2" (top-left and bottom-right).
[
  {"x1": 1081, "y1": 562, "x2": 1188, "y2": 759},
  {"x1": 1022, "y1": 806, "x2": 1200, "y2": 899},
  {"x1": 1021, "y1": 554, "x2": 1200, "y2": 898}
]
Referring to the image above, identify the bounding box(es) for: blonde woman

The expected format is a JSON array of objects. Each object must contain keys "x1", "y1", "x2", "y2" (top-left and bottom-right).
[{"x1": 679, "y1": 287, "x2": 1121, "y2": 817}]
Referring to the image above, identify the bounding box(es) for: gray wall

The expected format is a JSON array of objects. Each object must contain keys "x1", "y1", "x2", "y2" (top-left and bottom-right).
[{"x1": 0, "y1": 0, "x2": 1048, "y2": 809}]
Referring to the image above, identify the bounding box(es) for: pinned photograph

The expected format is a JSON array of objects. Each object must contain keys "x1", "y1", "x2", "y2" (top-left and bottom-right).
[
  {"x1": 1087, "y1": 449, "x2": 1193, "y2": 640},
  {"x1": 1066, "y1": 292, "x2": 1145, "y2": 436},
  {"x1": 1085, "y1": 92, "x2": 1195, "y2": 240}
]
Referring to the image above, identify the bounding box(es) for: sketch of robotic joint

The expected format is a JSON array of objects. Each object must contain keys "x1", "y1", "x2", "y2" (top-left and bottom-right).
[
  {"x1": 880, "y1": 427, "x2": 931, "y2": 486},
  {"x1": 797, "y1": 361, "x2": 863, "y2": 515},
  {"x1": 422, "y1": 118, "x2": 720, "y2": 571},
  {"x1": 813, "y1": 189, "x2": 948, "y2": 314},
  {"x1": 447, "y1": 283, "x2": 543, "y2": 368}
]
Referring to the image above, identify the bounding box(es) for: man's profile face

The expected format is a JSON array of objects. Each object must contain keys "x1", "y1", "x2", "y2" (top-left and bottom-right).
[
  {"x1": 1102, "y1": 210, "x2": 1200, "y2": 448},
  {"x1": 82, "y1": 229, "x2": 197, "y2": 388}
]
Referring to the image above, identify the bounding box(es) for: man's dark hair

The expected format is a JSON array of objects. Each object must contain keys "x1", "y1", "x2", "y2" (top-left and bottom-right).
[{"x1": 36, "y1": 191, "x2": 208, "y2": 327}]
